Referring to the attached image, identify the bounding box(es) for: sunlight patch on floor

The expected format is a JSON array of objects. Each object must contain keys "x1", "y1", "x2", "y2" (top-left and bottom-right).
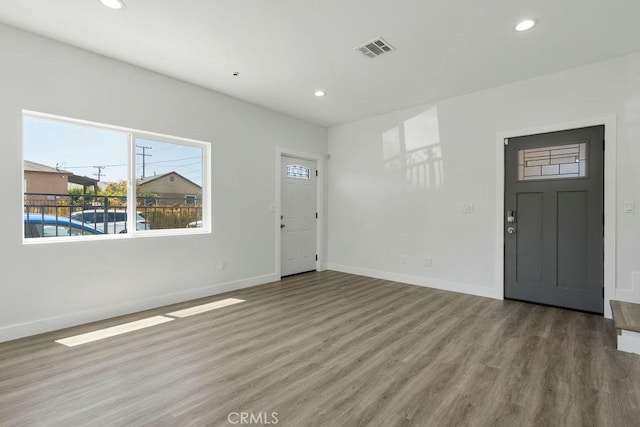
[
  {"x1": 55, "y1": 316, "x2": 174, "y2": 347},
  {"x1": 166, "y1": 298, "x2": 245, "y2": 318}
]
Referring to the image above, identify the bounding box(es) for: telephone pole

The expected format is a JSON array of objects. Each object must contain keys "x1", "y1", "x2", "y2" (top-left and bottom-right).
[
  {"x1": 93, "y1": 165, "x2": 106, "y2": 181},
  {"x1": 136, "y1": 145, "x2": 153, "y2": 179}
]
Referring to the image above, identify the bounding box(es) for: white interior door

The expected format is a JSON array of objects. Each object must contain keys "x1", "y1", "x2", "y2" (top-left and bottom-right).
[{"x1": 281, "y1": 155, "x2": 317, "y2": 276}]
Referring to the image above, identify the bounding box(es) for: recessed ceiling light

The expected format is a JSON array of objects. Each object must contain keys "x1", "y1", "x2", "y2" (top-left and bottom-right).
[
  {"x1": 314, "y1": 90, "x2": 326, "y2": 97},
  {"x1": 100, "y1": 0, "x2": 126, "y2": 10},
  {"x1": 515, "y1": 18, "x2": 538, "y2": 32}
]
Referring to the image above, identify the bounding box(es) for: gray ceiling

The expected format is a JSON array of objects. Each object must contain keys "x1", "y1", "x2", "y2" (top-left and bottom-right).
[{"x1": 1, "y1": 0, "x2": 639, "y2": 126}]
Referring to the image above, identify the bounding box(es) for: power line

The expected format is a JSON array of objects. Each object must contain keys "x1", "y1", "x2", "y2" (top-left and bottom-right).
[
  {"x1": 146, "y1": 156, "x2": 201, "y2": 165},
  {"x1": 180, "y1": 168, "x2": 203, "y2": 175},
  {"x1": 146, "y1": 162, "x2": 202, "y2": 173},
  {"x1": 64, "y1": 162, "x2": 126, "y2": 169},
  {"x1": 64, "y1": 156, "x2": 201, "y2": 170}
]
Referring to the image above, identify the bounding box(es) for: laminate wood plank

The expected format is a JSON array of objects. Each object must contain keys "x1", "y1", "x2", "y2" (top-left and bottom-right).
[
  {"x1": 611, "y1": 300, "x2": 640, "y2": 333},
  {"x1": 1, "y1": 271, "x2": 639, "y2": 426}
]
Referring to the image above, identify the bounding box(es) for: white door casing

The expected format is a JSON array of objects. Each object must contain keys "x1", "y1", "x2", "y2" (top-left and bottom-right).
[
  {"x1": 495, "y1": 115, "x2": 617, "y2": 318},
  {"x1": 281, "y1": 155, "x2": 317, "y2": 276}
]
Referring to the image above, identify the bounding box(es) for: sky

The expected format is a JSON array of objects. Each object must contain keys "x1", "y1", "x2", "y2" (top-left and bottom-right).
[{"x1": 23, "y1": 116, "x2": 203, "y2": 186}]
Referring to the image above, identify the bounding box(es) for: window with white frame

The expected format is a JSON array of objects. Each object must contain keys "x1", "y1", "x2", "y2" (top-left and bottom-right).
[{"x1": 23, "y1": 112, "x2": 209, "y2": 240}]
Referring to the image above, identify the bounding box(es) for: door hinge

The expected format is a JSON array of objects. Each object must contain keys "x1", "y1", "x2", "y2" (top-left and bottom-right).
[
  {"x1": 315, "y1": 254, "x2": 318, "y2": 261},
  {"x1": 316, "y1": 170, "x2": 318, "y2": 177},
  {"x1": 602, "y1": 288, "x2": 605, "y2": 298},
  {"x1": 504, "y1": 138, "x2": 509, "y2": 146},
  {"x1": 316, "y1": 212, "x2": 318, "y2": 219},
  {"x1": 603, "y1": 139, "x2": 605, "y2": 151}
]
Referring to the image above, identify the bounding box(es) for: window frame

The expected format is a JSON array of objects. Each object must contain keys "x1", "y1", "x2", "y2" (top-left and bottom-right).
[{"x1": 22, "y1": 110, "x2": 211, "y2": 244}]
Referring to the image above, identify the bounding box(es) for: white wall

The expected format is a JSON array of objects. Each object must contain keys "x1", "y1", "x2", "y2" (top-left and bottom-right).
[
  {"x1": 0, "y1": 24, "x2": 327, "y2": 342},
  {"x1": 328, "y1": 52, "x2": 640, "y2": 312}
]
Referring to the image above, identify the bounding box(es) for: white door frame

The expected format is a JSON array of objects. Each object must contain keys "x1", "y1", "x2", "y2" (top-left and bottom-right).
[
  {"x1": 495, "y1": 115, "x2": 617, "y2": 318},
  {"x1": 276, "y1": 147, "x2": 325, "y2": 279}
]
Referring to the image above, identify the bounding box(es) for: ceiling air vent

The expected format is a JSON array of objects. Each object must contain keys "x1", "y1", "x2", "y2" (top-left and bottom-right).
[{"x1": 356, "y1": 37, "x2": 394, "y2": 58}]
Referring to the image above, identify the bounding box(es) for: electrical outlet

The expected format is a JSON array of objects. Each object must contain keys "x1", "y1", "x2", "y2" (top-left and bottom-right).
[
  {"x1": 220, "y1": 260, "x2": 227, "y2": 270},
  {"x1": 624, "y1": 201, "x2": 635, "y2": 213},
  {"x1": 424, "y1": 257, "x2": 433, "y2": 267},
  {"x1": 402, "y1": 255, "x2": 408, "y2": 264}
]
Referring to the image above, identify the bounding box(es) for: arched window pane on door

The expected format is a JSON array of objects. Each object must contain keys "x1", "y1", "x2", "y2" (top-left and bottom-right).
[{"x1": 286, "y1": 164, "x2": 310, "y2": 179}]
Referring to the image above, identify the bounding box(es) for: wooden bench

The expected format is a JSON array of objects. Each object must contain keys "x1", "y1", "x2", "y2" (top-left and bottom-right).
[{"x1": 610, "y1": 300, "x2": 640, "y2": 355}]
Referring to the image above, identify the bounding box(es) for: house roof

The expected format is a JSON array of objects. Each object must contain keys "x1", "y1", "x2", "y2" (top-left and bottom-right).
[
  {"x1": 137, "y1": 171, "x2": 202, "y2": 189},
  {"x1": 24, "y1": 160, "x2": 70, "y2": 174},
  {"x1": 24, "y1": 160, "x2": 99, "y2": 187},
  {"x1": 68, "y1": 174, "x2": 99, "y2": 188}
]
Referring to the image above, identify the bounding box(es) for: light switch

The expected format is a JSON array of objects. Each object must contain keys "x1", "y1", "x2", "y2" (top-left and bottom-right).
[
  {"x1": 624, "y1": 201, "x2": 635, "y2": 213},
  {"x1": 463, "y1": 203, "x2": 474, "y2": 214}
]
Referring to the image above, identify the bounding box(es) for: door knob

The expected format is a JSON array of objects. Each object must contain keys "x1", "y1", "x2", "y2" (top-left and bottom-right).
[
  {"x1": 507, "y1": 227, "x2": 516, "y2": 234},
  {"x1": 281, "y1": 224, "x2": 285, "y2": 228}
]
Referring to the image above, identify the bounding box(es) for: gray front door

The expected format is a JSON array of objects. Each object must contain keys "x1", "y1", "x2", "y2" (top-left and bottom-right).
[{"x1": 504, "y1": 125, "x2": 604, "y2": 314}]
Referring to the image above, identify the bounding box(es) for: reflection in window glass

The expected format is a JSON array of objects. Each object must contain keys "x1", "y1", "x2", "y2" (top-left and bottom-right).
[{"x1": 42, "y1": 224, "x2": 85, "y2": 237}]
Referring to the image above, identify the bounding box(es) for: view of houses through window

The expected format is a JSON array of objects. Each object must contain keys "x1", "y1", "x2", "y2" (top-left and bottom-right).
[{"x1": 23, "y1": 113, "x2": 207, "y2": 239}]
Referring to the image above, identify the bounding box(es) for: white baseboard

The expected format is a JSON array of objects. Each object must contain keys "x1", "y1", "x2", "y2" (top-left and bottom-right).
[
  {"x1": 615, "y1": 288, "x2": 640, "y2": 304},
  {"x1": 0, "y1": 273, "x2": 278, "y2": 344},
  {"x1": 327, "y1": 264, "x2": 501, "y2": 300},
  {"x1": 618, "y1": 330, "x2": 640, "y2": 355}
]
